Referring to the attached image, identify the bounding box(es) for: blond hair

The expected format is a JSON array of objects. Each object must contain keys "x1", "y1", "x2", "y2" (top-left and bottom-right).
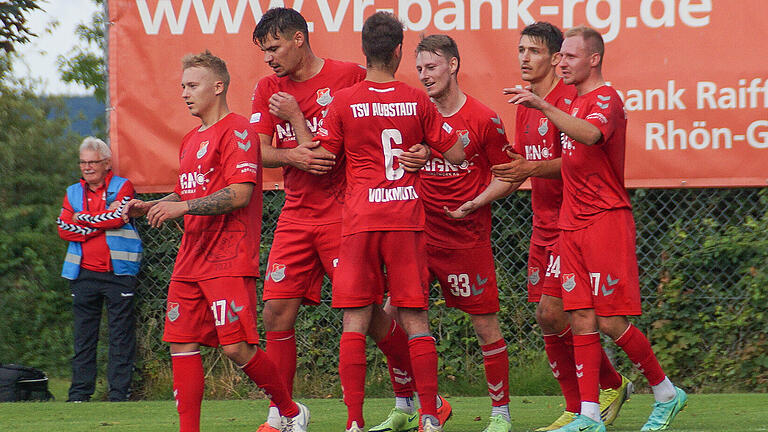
[
  {"x1": 565, "y1": 26, "x2": 604, "y2": 65},
  {"x1": 181, "y1": 50, "x2": 231, "y2": 92}
]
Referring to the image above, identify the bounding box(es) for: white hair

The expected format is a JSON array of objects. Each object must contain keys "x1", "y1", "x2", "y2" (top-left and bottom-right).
[{"x1": 79, "y1": 136, "x2": 112, "y2": 159}]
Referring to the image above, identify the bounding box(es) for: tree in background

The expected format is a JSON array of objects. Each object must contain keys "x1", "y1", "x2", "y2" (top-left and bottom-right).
[
  {"x1": 0, "y1": 0, "x2": 42, "y2": 52},
  {"x1": 58, "y1": 0, "x2": 106, "y2": 104},
  {"x1": 0, "y1": 49, "x2": 82, "y2": 374}
]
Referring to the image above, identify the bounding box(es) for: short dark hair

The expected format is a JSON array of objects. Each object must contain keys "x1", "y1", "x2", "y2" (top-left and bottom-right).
[
  {"x1": 253, "y1": 7, "x2": 309, "y2": 46},
  {"x1": 415, "y1": 34, "x2": 460, "y2": 75},
  {"x1": 520, "y1": 22, "x2": 564, "y2": 56},
  {"x1": 361, "y1": 12, "x2": 404, "y2": 66},
  {"x1": 565, "y1": 25, "x2": 605, "y2": 65}
]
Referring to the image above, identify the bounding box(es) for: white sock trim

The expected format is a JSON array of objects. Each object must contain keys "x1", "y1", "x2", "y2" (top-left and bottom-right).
[{"x1": 170, "y1": 351, "x2": 200, "y2": 357}]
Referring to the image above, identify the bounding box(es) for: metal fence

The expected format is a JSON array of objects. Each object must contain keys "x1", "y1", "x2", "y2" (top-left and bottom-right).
[{"x1": 133, "y1": 187, "x2": 766, "y2": 395}]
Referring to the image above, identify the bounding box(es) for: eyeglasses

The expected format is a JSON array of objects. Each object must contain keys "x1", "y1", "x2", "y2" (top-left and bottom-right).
[{"x1": 78, "y1": 159, "x2": 107, "y2": 167}]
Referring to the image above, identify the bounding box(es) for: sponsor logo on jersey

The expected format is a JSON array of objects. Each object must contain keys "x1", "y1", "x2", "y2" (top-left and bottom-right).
[
  {"x1": 196, "y1": 141, "x2": 209, "y2": 159},
  {"x1": 268, "y1": 263, "x2": 286, "y2": 282},
  {"x1": 316, "y1": 87, "x2": 333, "y2": 106},
  {"x1": 276, "y1": 116, "x2": 322, "y2": 141},
  {"x1": 250, "y1": 113, "x2": 261, "y2": 123},
  {"x1": 457, "y1": 129, "x2": 470, "y2": 148},
  {"x1": 562, "y1": 273, "x2": 576, "y2": 292},
  {"x1": 179, "y1": 165, "x2": 215, "y2": 194},
  {"x1": 538, "y1": 118, "x2": 549, "y2": 136},
  {"x1": 235, "y1": 162, "x2": 259, "y2": 174},
  {"x1": 167, "y1": 302, "x2": 180, "y2": 322},
  {"x1": 528, "y1": 267, "x2": 540, "y2": 285},
  {"x1": 368, "y1": 186, "x2": 419, "y2": 203},
  {"x1": 596, "y1": 101, "x2": 610, "y2": 109},
  {"x1": 525, "y1": 144, "x2": 554, "y2": 160},
  {"x1": 442, "y1": 122, "x2": 453, "y2": 134},
  {"x1": 586, "y1": 112, "x2": 609, "y2": 124},
  {"x1": 333, "y1": 258, "x2": 339, "y2": 268}
]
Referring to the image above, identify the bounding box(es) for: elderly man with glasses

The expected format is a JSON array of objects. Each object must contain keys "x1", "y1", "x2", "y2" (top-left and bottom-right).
[{"x1": 56, "y1": 136, "x2": 143, "y2": 402}]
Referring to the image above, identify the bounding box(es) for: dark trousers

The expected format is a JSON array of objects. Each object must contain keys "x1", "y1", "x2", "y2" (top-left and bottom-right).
[{"x1": 68, "y1": 269, "x2": 137, "y2": 401}]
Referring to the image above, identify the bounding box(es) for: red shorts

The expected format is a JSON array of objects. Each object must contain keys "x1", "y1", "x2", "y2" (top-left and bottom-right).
[
  {"x1": 163, "y1": 277, "x2": 261, "y2": 347},
  {"x1": 426, "y1": 244, "x2": 499, "y2": 314},
  {"x1": 559, "y1": 209, "x2": 642, "y2": 316},
  {"x1": 332, "y1": 231, "x2": 430, "y2": 310},
  {"x1": 263, "y1": 220, "x2": 341, "y2": 305},
  {"x1": 527, "y1": 240, "x2": 563, "y2": 302}
]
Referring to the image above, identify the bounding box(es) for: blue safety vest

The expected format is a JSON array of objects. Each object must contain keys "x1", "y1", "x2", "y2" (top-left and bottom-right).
[{"x1": 61, "y1": 175, "x2": 143, "y2": 280}]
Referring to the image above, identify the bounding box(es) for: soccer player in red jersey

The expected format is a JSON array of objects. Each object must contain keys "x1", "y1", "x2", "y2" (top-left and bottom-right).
[
  {"x1": 123, "y1": 51, "x2": 308, "y2": 432},
  {"x1": 309, "y1": 12, "x2": 464, "y2": 432},
  {"x1": 505, "y1": 26, "x2": 687, "y2": 432},
  {"x1": 494, "y1": 22, "x2": 631, "y2": 431},
  {"x1": 404, "y1": 34, "x2": 514, "y2": 432},
  {"x1": 251, "y1": 8, "x2": 427, "y2": 431}
]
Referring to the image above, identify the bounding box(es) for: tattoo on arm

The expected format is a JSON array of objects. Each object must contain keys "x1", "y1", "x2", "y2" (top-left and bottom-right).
[
  {"x1": 158, "y1": 193, "x2": 181, "y2": 203},
  {"x1": 187, "y1": 187, "x2": 237, "y2": 215}
]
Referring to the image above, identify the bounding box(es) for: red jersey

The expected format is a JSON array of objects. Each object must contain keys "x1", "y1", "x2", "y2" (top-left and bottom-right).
[
  {"x1": 250, "y1": 59, "x2": 366, "y2": 225},
  {"x1": 514, "y1": 79, "x2": 576, "y2": 246},
  {"x1": 317, "y1": 80, "x2": 457, "y2": 236},
  {"x1": 420, "y1": 94, "x2": 510, "y2": 249},
  {"x1": 560, "y1": 85, "x2": 631, "y2": 230},
  {"x1": 171, "y1": 113, "x2": 263, "y2": 281},
  {"x1": 57, "y1": 171, "x2": 135, "y2": 272}
]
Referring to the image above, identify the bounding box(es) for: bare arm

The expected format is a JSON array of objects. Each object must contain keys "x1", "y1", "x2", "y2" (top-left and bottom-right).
[
  {"x1": 491, "y1": 152, "x2": 562, "y2": 183},
  {"x1": 138, "y1": 183, "x2": 253, "y2": 228},
  {"x1": 504, "y1": 87, "x2": 602, "y2": 145},
  {"x1": 122, "y1": 192, "x2": 180, "y2": 221},
  {"x1": 441, "y1": 137, "x2": 466, "y2": 166},
  {"x1": 444, "y1": 178, "x2": 518, "y2": 219},
  {"x1": 259, "y1": 132, "x2": 336, "y2": 175},
  {"x1": 398, "y1": 143, "x2": 431, "y2": 172}
]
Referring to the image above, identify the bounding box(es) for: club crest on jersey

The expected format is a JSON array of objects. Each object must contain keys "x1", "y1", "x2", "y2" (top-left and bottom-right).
[
  {"x1": 268, "y1": 263, "x2": 286, "y2": 282},
  {"x1": 528, "y1": 267, "x2": 540, "y2": 285},
  {"x1": 562, "y1": 273, "x2": 576, "y2": 292},
  {"x1": 316, "y1": 88, "x2": 333, "y2": 106},
  {"x1": 196, "y1": 141, "x2": 209, "y2": 159},
  {"x1": 457, "y1": 130, "x2": 470, "y2": 148},
  {"x1": 538, "y1": 118, "x2": 549, "y2": 136},
  {"x1": 167, "y1": 302, "x2": 180, "y2": 322}
]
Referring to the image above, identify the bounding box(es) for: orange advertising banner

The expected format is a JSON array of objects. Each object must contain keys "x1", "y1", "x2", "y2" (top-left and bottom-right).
[{"x1": 108, "y1": 0, "x2": 768, "y2": 192}]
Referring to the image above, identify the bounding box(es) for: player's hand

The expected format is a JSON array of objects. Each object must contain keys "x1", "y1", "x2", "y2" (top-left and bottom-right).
[
  {"x1": 107, "y1": 200, "x2": 121, "y2": 211},
  {"x1": 398, "y1": 143, "x2": 431, "y2": 172},
  {"x1": 121, "y1": 199, "x2": 153, "y2": 222},
  {"x1": 146, "y1": 201, "x2": 188, "y2": 228},
  {"x1": 443, "y1": 201, "x2": 478, "y2": 219},
  {"x1": 491, "y1": 152, "x2": 535, "y2": 183},
  {"x1": 268, "y1": 92, "x2": 303, "y2": 123},
  {"x1": 503, "y1": 87, "x2": 546, "y2": 110},
  {"x1": 286, "y1": 140, "x2": 336, "y2": 175}
]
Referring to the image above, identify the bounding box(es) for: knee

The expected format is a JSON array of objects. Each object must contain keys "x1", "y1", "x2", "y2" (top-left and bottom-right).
[{"x1": 536, "y1": 303, "x2": 566, "y2": 333}]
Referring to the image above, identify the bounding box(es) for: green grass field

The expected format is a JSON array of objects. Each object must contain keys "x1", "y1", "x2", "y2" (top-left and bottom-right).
[{"x1": 1, "y1": 393, "x2": 767, "y2": 432}]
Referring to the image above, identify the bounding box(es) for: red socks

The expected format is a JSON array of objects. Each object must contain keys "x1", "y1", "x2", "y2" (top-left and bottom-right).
[
  {"x1": 599, "y1": 348, "x2": 623, "y2": 389},
  {"x1": 572, "y1": 333, "x2": 601, "y2": 404},
  {"x1": 375, "y1": 320, "x2": 415, "y2": 397},
  {"x1": 266, "y1": 330, "x2": 297, "y2": 396},
  {"x1": 172, "y1": 351, "x2": 204, "y2": 432},
  {"x1": 543, "y1": 327, "x2": 581, "y2": 413},
  {"x1": 481, "y1": 339, "x2": 510, "y2": 406},
  {"x1": 340, "y1": 332, "x2": 367, "y2": 428},
  {"x1": 408, "y1": 336, "x2": 439, "y2": 417},
  {"x1": 241, "y1": 349, "x2": 299, "y2": 418},
  {"x1": 615, "y1": 324, "x2": 666, "y2": 386}
]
